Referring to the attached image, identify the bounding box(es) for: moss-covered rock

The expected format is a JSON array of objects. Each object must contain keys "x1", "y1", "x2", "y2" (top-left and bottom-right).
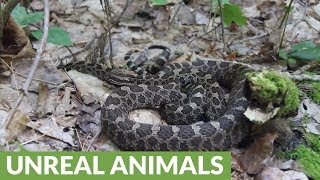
[
  {"x1": 284, "y1": 133, "x2": 320, "y2": 179},
  {"x1": 246, "y1": 70, "x2": 300, "y2": 116}
]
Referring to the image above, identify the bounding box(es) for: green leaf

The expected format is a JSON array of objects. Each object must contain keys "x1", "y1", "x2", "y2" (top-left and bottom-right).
[
  {"x1": 290, "y1": 41, "x2": 316, "y2": 52},
  {"x1": 11, "y1": 5, "x2": 44, "y2": 26},
  {"x1": 212, "y1": 0, "x2": 230, "y2": 11},
  {"x1": 288, "y1": 47, "x2": 320, "y2": 61},
  {"x1": 32, "y1": 27, "x2": 73, "y2": 46},
  {"x1": 150, "y1": 0, "x2": 168, "y2": 5},
  {"x1": 278, "y1": 50, "x2": 288, "y2": 60},
  {"x1": 222, "y1": 4, "x2": 247, "y2": 26},
  {"x1": 287, "y1": 58, "x2": 297, "y2": 64},
  {"x1": 283, "y1": 5, "x2": 294, "y2": 12}
]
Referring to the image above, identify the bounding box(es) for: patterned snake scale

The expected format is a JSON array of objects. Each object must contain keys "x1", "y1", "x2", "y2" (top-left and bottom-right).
[{"x1": 63, "y1": 59, "x2": 253, "y2": 151}]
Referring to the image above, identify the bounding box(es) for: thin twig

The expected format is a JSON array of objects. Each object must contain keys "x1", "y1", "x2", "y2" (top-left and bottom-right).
[
  {"x1": 292, "y1": 62, "x2": 319, "y2": 75},
  {"x1": 279, "y1": 0, "x2": 294, "y2": 48},
  {"x1": 86, "y1": 130, "x2": 100, "y2": 151},
  {"x1": 0, "y1": 58, "x2": 18, "y2": 90},
  {"x1": 23, "y1": 1, "x2": 49, "y2": 95},
  {"x1": 217, "y1": 0, "x2": 225, "y2": 50},
  {"x1": 56, "y1": 35, "x2": 97, "y2": 66},
  {"x1": 104, "y1": 0, "x2": 114, "y2": 68},
  {"x1": 187, "y1": 25, "x2": 219, "y2": 46},
  {"x1": 279, "y1": 0, "x2": 294, "y2": 28},
  {"x1": 169, "y1": 0, "x2": 183, "y2": 26},
  {"x1": 75, "y1": 128, "x2": 84, "y2": 151},
  {"x1": 0, "y1": 3, "x2": 3, "y2": 44},
  {"x1": 231, "y1": 32, "x2": 268, "y2": 44},
  {"x1": 20, "y1": 131, "x2": 50, "y2": 145},
  {"x1": 206, "y1": 0, "x2": 214, "y2": 32},
  {"x1": 3, "y1": 0, "x2": 50, "y2": 129},
  {"x1": 0, "y1": 57, "x2": 14, "y2": 74},
  {"x1": 117, "y1": 0, "x2": 130, "y2": 22},
  {"x1": 82, "y1": 132, "x2": 92, "y2": 151}
]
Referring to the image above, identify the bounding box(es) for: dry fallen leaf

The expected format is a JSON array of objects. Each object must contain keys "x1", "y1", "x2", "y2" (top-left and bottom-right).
[
  {"x1": 67, "y1": 70, "x2": 110, "y2": 105},
  {"x1": 5, "y1": 110, "x2": 30, "y2": 142},
  {"x1": 0, "y1": 17, "x2": 35, "y2": 61},
  {"x1": 13, "y1": 59, "x2": 67, "y2": 92},
  {"x1": 244, "y1": 106, "x2": 280, "y2": 124},
  {"x1": 27, "y1": 118, "x2": 75, "y2": 147},
  {"x1": 55, "y1": 86, "x2": 76, "y2": 115},
  {"x1": 35, "y1": 82, "x2": 49, "y2": 118}
]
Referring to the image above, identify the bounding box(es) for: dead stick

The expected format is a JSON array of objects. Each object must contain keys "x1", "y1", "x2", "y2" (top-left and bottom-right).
[
  {"x1": 289, "y1": 74, "x2": 320, "y2": 81},
  {"x1": 3, "y1": 0, "x2": 50, "y2": 129}
]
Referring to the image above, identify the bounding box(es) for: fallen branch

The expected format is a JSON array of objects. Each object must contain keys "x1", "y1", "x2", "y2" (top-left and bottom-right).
[
  {"x1": 289, "y1": 74, "x2": 320, "y2": 81},
  {"x1": 169, "y1": 0, "x2": 183, "y2": 26},
  {"x1": 292, "y1": 62, "x2": 319, "y2": 75},
  {"x1": 3, "y1": 0, "x2": 50, "y2": 129},
  {"x1": 101, "y1": 0, "x2": 114, "y2": 68}
]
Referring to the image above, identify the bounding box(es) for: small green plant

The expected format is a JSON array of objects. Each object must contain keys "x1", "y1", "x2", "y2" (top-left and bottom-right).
[
  {"x1": 279, "y1": 41, "x2": 320, "y2": 67},
  {"x1": 11, "y1": 5, "x2": 72, "y2": 46},
  {"x1": 211, "y1": 0, "x2": 247, "y2": 26},
  {"x1": 10, "y1": 5, "x2": 44, "y2": 26},
  {"x1": 221, "y1": 4, "x2": 247, "y2": 26},
  {"x1": 150, "y1": 0, "x2": 169, "y2": 6}
]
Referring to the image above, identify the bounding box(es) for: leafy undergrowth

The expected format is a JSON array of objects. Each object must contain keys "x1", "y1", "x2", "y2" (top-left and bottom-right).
[
  {"x1": 279, "y1": 41, "x2": 320, "y2": 69},
  {"x1": 11, "y1": 5, "x2": 72, "y2": 46},
  {"x1": 246, "y1": 71, "x2": 300, "y2": 116}
]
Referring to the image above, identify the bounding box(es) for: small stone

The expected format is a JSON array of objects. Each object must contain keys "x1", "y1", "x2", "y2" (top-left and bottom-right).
[
  {"x1": 283, "y1": 170, "x2": 308, "y2": 180},
  {"x1": 1, "y1": 70, "x2": 11, "y2": 76},
  {"x1": 256, "y1": 167, "x2": 284, "y2": 180}
]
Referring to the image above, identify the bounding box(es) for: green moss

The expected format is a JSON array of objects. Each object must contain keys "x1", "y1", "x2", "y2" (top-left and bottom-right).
[
  {"x1": 299, "y1": 81, "x2": 320, "y2": 105},
  {"x1": 305, "y1": 133, "x2": 320, "y2": 153},
  {"x1": 299, "y1": 70, "x2": 320, "y2": 105},
  {"x1": 284, "y1": 134, "x2": 320, "y2": 179},
  {"x1": 246, "y1": 71, "x2": 300, "y2": 116},
  {"x1": 304, "y1": 71, "x2": 318, "y2": 76},
  {"x1": 309, "y1": 82, "x2": 320, "y2": 105},
  {"x1": 291, "y1": 146, "x2": 320, "y2": 179}
]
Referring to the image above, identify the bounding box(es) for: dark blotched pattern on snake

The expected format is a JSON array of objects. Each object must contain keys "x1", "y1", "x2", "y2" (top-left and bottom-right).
[{"x1": 63, "y1": 59, "x2": 253, "y2": 151}]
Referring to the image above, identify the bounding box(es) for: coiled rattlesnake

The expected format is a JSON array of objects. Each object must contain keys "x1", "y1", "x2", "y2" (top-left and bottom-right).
[{"x1": 62, "y1": 55, "x2": 253, "y2": 151}]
